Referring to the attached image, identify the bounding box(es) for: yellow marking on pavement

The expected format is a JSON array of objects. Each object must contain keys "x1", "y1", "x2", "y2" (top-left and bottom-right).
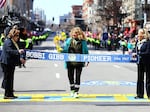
[
  {"x1": 31, "y1": 94, "x2": 44, "y2": 99},
  {"x1": 30, "y1": 94, "x2": 45, "y2": 102},
  {"x1": 114, "y1": 94, "x2": 129, "y2": 102},
  {"x1": 0, "y1": 99, "x2": 12, "y2": 102},
  {"x1": 30, "y1": 99, "x2": 45, "y2": 102},
  {"x1": 62, "y1": 98, "x2": 80, "y2": 102}
]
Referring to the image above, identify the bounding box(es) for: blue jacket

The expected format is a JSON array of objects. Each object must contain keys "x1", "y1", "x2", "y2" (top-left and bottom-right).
[
  {"x1": 139, "y1": 39, "x2": 150, "y2": 64},
  {"x1": 62, "y1": 37, "x2": 89, "y2": 54},
  {"x1": 61, "y1": 37, "x2": 89, "y2": 68},
  {"x1": 0, "y1": 38, "x2": 20, "y2": 66}
]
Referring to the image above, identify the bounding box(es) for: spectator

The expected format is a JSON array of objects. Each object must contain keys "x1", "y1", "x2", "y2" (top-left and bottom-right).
[
  {"x1": 0, "y1": 27, "x2": 25, "y2": 99},
  {"x1": 134, "y1": 28, "x2": 150, "y2": 99}
]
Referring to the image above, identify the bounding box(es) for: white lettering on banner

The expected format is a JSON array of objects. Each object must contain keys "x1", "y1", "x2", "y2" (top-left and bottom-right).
[
  {"x1": 122, "y1": 57, "x2": 130, "y2": 61},
  {"x1": 48, "y1": 54, "x2": 64, "y2": 60},
  {"x1": 113, "y1": 57, "x2": 121, "y2": 61},
  {"x1": 113, "y1": 56, "x2": 130, "y2": 62},
  {"x1": 26, "y1": 51, "x2": 45, "y2": 59},
  {"x1": 83, "y1": 55, "x2": 111, "y2": 62}
]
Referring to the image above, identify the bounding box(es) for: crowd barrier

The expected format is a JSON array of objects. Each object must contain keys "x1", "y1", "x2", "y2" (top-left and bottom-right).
[{"x1": 0, "y1": 50, "x2": 137, "y2": 63}]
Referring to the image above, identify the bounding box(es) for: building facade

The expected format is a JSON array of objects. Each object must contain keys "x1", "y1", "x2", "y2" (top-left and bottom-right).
[{"x1": 82, "y1": 0, "x2": 150, "y2": 33}]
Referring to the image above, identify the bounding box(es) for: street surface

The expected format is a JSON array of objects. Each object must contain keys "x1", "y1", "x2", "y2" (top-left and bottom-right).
[{"x1": 0, "y1": 34, "x2": 150, "y2": 112}]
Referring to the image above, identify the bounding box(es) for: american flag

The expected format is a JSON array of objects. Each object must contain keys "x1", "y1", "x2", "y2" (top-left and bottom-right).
[{"x1": 0, "y1": 0, "x2": 6, "y2": 8}]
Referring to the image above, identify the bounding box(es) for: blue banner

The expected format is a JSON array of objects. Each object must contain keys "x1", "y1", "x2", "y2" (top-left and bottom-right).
[
  {"x1": 0, "y1": 50, "x2": 137, "y2": 62},
  {"x1": 25, "y1": 50, "x2": 137, "y2": 63}
]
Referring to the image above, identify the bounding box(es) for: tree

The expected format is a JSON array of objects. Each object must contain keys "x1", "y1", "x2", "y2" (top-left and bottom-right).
[{"x1": 104, "y1": 0, "x2": 122, "y2": 26}]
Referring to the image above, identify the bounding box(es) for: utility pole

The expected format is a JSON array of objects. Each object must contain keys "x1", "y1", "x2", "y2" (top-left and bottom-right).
[
  {"x1": 143, "y1": 0, "x2": 148, "y2": 26},
  {"x1": 26, "y1": 0, "x2": 30, "y2": 19}
]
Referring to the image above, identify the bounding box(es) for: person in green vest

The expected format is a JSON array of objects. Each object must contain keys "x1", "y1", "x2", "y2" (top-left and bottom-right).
[
  {"x1": 107, "y1": 38, "x2": 112, "y2": 51},
  {"x1": 121, "y1": 38, "x2": 127, "y2": 54},
  {"x1": 0, "y1": 33, "x2": 5, "y2": 46},
  {"x1": 18, "y1": 27, "x2": 27, "y2": 68}
]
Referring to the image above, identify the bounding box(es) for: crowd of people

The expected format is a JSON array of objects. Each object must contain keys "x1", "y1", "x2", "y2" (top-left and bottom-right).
[{"x1": 84, "y1": 29, "x2": 137, "y2": 55}]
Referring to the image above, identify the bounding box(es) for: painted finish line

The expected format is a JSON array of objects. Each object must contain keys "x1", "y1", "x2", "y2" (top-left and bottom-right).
[
  {"x1": 26, "y1": 50, "x2": 137, "y2": 63},
  {"x1": 0, "y1": 94, "x2": 150, "y2": 102}
]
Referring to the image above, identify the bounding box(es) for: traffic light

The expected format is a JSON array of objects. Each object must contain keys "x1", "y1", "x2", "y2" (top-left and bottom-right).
[{"x1": 52, "y1": 17, "x2": 54, "y2": 21}]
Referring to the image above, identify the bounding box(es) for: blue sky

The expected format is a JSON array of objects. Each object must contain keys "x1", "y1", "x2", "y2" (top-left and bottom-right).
[{"x1": 33, "y1": 0, "x2": 83, "y2": 23}]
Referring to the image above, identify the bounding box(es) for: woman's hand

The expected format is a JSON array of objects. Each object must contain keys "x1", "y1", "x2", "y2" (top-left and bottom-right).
[
  {"x1": 19, "y1": 49, "x2": 24, "y2": 54},
  {"x1": 84, "y1": 62, "x2": 89, "y2": 67},
  {"x1": 132, "y1": 53, "x2": 137, "y2": 58}
]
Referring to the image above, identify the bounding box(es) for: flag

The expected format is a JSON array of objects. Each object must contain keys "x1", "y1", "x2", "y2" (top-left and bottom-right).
[{"x1": 0, "y1": 0, "x2": 6, "y2": 8}]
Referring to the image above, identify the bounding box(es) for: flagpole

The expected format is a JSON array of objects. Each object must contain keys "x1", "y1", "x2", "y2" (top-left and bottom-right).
[{"x1": 0, "y1": 0, "x2": 6, "y2": 8}]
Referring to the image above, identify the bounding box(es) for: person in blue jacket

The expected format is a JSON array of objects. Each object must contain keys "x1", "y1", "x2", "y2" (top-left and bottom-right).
[
  {"x1": 134, "y1": 28, "x2": 150, "y2": 99},
  {"x1": 0, "y1": 27, "x2": 25, "y2": 99},
  {"x1": 61, "y1": 27, "x2": 89, "y2": 98}
]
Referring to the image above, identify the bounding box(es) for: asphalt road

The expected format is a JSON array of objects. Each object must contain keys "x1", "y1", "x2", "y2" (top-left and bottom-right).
[{"x1": 0, "y1": 34, "x2": 150, "y2": 112}]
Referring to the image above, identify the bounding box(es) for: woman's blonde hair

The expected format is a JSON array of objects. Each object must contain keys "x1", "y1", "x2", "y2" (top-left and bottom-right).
[
  {"x1": 8, "y1": 28, "x2": 20, "y2": 38},
  {"x1": 70, "y1": 27, "x2": 86, "y2": 40},
  {"x1": 138, "y1": 28, "x2": 150, "y2": 40}
]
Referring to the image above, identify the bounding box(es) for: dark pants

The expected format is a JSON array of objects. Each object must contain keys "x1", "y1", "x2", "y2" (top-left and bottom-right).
[
  {"x1": 137, "y1": 63, "x2": 150, "y2": 97},
  {"x1": 67, "y1": 66, "x2": 82, "y2": 92},
  {"x1": 1, "y1": 63, "x2": 15, "y2": 97},
  {"x1": 145, "y1": 64, "x2": 150, "y2": 97}
]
